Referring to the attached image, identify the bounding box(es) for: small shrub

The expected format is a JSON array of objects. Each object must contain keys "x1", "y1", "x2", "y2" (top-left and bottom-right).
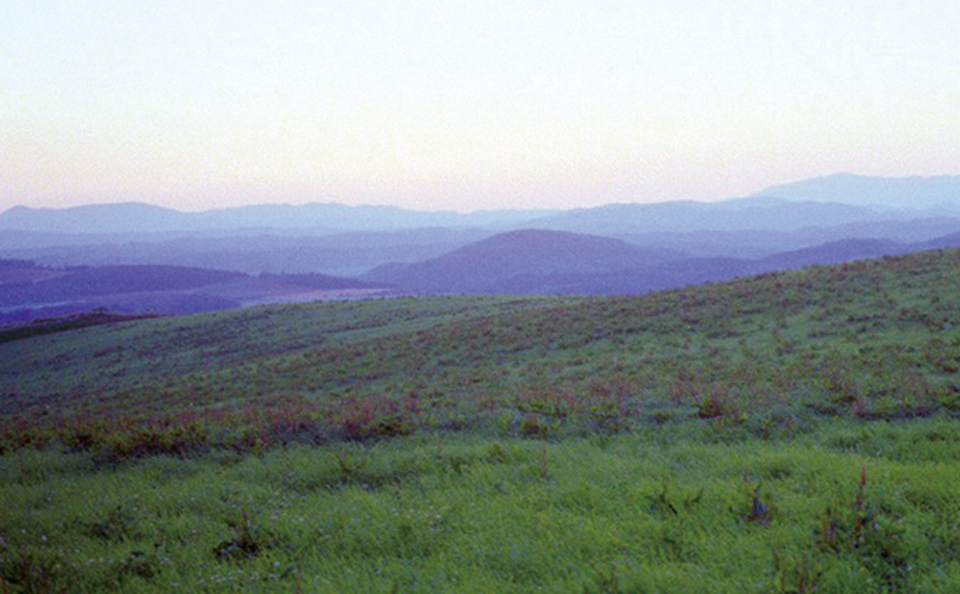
[
  {"x1": 520, "y1": 412, "x2": 549, "y2": 437},
  {"x1": 86, "y1": 505, "x2": 139, "y2": 542},
  {"x1": 335, "y1": 447, "x2": 370, "y2": 481},
  {"x1": 117, "y1": 549, "x2": 162, "y2": 581},
  {"x1": 737, "y1": 481, "x2": 771, "y2": 526},
  {"x1": 645, "y1": 479, "x2": 703, "y2": 517},
  {"x1": 580, "y1": 379, "x2": 633, "y2": 434},
  {"x1": 331, "y1": 395, "x2": 416, "y2": 441},
  {"x1": 695, "y1": 386, "x2": 743, "y2": 425},
  {"x1": 214, "y1": 508, "x2": 273, "y2": 562},
  {"x1": 779, "y1": 465, "x2": 912, "y2": 593}
]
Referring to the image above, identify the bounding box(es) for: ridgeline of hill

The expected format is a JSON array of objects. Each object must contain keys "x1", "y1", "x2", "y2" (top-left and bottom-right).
[
  {"x1": 361, "y1": 229, "x2": 687, "y2": 293},
  {"x1": 753, "y1": 172, "x2": 960, "y2": 210}
]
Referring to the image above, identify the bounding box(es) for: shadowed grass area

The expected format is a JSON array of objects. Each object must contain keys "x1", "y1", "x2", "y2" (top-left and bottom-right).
[{"x1": 0, "y1": 309, "x2": 163, "y2": 345}]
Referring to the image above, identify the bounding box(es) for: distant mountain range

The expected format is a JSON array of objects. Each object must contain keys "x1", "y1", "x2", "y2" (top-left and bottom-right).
[
  {"x1": 521, "y1": 198, "x2": 887, "y2": 236},
  {"x1": 0, "y1": 202, "x2": 557, "y2": 234},
  {"x1": 2, "y1": 173, "x2": 959, "y2": 236},
  {"x1": 752, "y1": 173, "x2": 960, "y2": 212},
  {"x1": 1, "y1": 173, "x2": 959, "y2": 319}
]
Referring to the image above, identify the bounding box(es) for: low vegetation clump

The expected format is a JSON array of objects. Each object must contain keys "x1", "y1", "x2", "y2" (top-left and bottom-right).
[{"x1": 2, "y1": 249, "x2": 960, "y2": 591}]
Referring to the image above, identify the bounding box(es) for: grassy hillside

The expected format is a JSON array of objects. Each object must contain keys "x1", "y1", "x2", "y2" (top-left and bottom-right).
[
  {"x1": 3, "y1": 249, "x2": 960, "y2": 592},
  {"x1": 5, "y1": 248, "x2": 959, "y2": 453}
]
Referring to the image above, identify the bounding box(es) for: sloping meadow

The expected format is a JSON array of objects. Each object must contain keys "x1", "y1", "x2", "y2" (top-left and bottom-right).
[{"x1": 3, "y1": 249, "x2": 960, "y2": 591}]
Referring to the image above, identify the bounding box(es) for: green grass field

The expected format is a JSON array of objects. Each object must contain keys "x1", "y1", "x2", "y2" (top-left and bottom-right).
[{"x1": 3, "y1": 249, "x2": 960, "y2": 592}]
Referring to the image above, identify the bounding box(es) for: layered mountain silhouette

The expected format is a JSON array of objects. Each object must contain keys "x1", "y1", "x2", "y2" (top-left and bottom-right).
[
  {"x1": 362, "y1": 228, "x2": 960, "y2": 296},
  {"x1": 3, "y1": 174, "x2": 958, "y2": 238},
  {"x1": 6, "y1": 223, "x2": 960, "y2": 323},
  {"x1": 523, "y1": 197, "x2": 886, "y2": 236},
  {"x1": 759, "y1": 238, "x2": 909, "y2": 268},
  {"x1": 2, "y1": 173, "x2": 960, "y2": 318}
]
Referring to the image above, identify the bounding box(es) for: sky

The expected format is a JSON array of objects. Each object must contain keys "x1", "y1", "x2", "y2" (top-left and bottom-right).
[{"x1": 2, "y1": 1, "x2": 959, "y2": 213}]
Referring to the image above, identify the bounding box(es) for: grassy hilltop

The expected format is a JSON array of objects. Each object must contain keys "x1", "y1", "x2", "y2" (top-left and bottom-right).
[{"x1": 3, "y1": 249, "x2": 960, "y2": 592}]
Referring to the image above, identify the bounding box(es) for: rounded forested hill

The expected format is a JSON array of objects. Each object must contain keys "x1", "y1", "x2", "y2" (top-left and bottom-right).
[{"x1": 362, "y1": 229, "x2": 686, "y2": 294}]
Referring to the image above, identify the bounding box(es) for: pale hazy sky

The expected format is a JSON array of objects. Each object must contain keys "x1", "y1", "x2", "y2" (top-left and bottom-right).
[{"x1": 2, "y1": 1, "x2": 959, "y2": 212}]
